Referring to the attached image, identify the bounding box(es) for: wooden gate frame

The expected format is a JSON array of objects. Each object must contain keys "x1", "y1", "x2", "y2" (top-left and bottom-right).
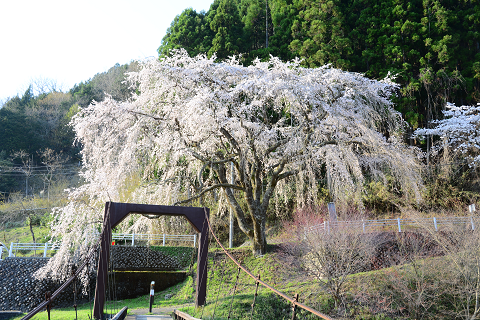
[{"x1": 93, "y1": 202, "x2": 209, "y2": 320}]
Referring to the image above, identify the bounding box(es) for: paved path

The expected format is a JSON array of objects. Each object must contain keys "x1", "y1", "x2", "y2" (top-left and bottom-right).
[
  {"x1": 130, "y1": 316, "x2": 171, "y2": 320},
  {"x1": 125, "y1": 305, "x2": 193, "y2": 320}
]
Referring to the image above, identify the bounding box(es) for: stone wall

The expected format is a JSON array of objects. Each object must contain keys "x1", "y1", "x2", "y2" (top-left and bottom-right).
[
  {"x1": 111, "y1": 246, "x2": 190, "y2": 271},
  {"x1": 0, "y1": 258, "x2": 94, "y2": 312},
  {"x1": 0, "y1": 246, "x2": 192, "y2": 312}
]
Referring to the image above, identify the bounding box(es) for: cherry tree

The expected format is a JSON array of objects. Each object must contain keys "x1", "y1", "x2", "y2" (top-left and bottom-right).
[
  {"x1": 42, "y1": 50, "x2": 422, "y2": 278},
  {"x1": 415, "y1": 102, "x2": 480, "y2": 167}
]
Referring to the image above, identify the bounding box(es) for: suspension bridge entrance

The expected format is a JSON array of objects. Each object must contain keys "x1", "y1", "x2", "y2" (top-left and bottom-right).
[
  {"x1": 21, "y1": 201, "x2": 334, "y2": 320},
  {"x1": 93, "y1": 202, "x2": 210, "y2": 320}
]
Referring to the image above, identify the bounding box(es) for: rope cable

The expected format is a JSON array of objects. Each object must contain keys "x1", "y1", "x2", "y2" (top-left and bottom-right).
[
  {"x1": 201, "y1": 250, "x2": 218, "y2": 319},
  {"x1": 227, "y1": 266, "x2": 241, "y2": 320},
  {"x1": 88, "y1": 258, "x2": 93, "y2": 320},
  {"x1": 21, "y1": 229, "x2": 103, "y2": 320},
  {"x1": 202, "y1": 208, "x2": 334, "y2": 320},
  {"x1": 249, "y1": 274, "x2": 260, "y2": 320},
  {"x1": 211, "y1": 254, "x2": 227, "y2": 320}
]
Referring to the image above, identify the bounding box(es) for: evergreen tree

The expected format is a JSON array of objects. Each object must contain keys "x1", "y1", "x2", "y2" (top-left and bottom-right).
[
  {"x1": 290, "y1": 0, "x2": 352, "y2": 69},
  {"x1": 207, "y1": 0, "x2": 244, "y2": 59},
  {"x1": 158, "y1": 8, "x2": 213, "y2": 57}
]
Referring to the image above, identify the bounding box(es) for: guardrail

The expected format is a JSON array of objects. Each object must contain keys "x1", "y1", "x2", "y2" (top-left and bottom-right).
[
  {"x1": 1, "y1": 233, "x2": 197, "y2": 259},
  {"x1": 305, "y1": 216, "x2": 478, "y2": 235}
]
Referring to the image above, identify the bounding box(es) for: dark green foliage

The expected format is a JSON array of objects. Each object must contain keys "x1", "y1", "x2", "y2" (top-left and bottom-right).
[
  {"x1": 159, "y1": 0, "x2": 480, "y2": 131},
  {"x1": 207, "y1": 0, "x2": 244, "y2": 59},
  {"x1": 159, "y1": 8, "x2": 214, "y2": 58},
  {"x1": 290, "y1": 0, "x2": 353, "y2": 69},
  {"x1": 0, "y1": 61, "x2": 138, "y2": 195},
  {"x1": 0, "y1": 151, "x2": 17, "y2": 197}
]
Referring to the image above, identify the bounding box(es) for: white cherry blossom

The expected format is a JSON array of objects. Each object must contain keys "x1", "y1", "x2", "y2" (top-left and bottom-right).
[{"x1": 38, "y1": 51, "x2": 423, "y2": 282}]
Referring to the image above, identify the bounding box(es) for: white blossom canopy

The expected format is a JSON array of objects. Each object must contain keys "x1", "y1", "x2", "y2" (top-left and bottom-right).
[
  {"x1": 415, "y1": 102, "x2": 480, "y2": 167},
  {"x1": 38, "y1": 50, "x2": 423, "y2": 279}
]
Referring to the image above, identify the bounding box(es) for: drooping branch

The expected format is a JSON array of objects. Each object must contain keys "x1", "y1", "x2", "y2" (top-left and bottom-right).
[
  {"x1": 173, "y1": 183, "x2": 243, "y2": 206},
  {"x1": 127, "y1": 110, "x2": 166, "y2": 121}
]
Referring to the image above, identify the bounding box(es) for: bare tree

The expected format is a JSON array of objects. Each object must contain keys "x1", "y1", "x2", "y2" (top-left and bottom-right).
[
  {"x1": 12, "y1": 150, "x2": 34, "y2": 197},
  {"x1": 303, "y1": 225, "x2": 373, "y2": 312},
  {"x1": 431, "y1": 224, "x2": 480, "y2": 319},
  {"x1": 381, "y1": 231, "x2": 443, "y2": 319},
  {"x1": 38, "y1": 148, "x2": 69, "y2": 200}
]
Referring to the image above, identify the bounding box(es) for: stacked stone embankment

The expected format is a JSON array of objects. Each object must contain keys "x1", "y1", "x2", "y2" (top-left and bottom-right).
[
  {"x1": 0, "y1": 258, "x2": 93, "y2": 312},
  {"x1": 111, "y1": 246, "x2": 184, "y2": 270},
  {"x1": 0, "y1": 246, "x2": 191, "y2": 312}
]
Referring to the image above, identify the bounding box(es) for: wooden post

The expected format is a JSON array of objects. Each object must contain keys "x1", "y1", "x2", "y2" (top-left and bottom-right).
[{"x1": 291, "y1": 293, "x2": 299, "y2": 320}]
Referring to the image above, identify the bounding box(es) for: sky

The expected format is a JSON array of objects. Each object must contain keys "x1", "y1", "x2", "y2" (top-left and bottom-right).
[{"x1": 0, "y1": 0, "x2": 214, "y2": 103}]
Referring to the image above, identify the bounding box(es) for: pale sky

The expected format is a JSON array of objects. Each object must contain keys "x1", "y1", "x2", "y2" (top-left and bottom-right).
[{"x1": 0, "y1": 0, "x2": 214, "y2": 102}]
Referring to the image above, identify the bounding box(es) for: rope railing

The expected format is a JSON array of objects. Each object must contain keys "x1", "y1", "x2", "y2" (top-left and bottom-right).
[
  {"x1": 203, "y1": 208, "x2": 334, "y2": 320},
  {"x1": 22, "y1": 203, "x2": 115, "y2": 320},
  {"x1": 20, "y1": 239, "x2": 100, "y2": 320}
]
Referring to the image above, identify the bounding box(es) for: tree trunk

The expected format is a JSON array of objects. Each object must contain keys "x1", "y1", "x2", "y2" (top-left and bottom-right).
[
  {"x1": 252, "y1": 216, "x2": 267, "y2": 255},
  {"x1": 29, "y1": 215, "x2": 36, "y2": 243}
]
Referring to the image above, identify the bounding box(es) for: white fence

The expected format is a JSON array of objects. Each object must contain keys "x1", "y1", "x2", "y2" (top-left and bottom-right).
[
  {"x1": 112, "y1": 233, "x2": 196, "y2": 247},
  {"x1": 4, "y1": 242, "x2": 61, "y2": 259},
  {"x1": 0, "y1": 243, "x2": 9, "y2": 261},
  {"x1": 305, "y1": 216, "x2": 478, "y2": 235},
  {"x1": 0, "y1": 233, "x2": 197, "y2": 260}
]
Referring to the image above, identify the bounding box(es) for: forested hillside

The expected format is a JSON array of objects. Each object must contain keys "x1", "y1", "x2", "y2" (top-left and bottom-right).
[
  {"x1": 1, "y1": 0, "x2": 478, "y2": 208},
  {"x1": 0, "y1": 63, "x2": 138, "y2": 198},
  {"x1": 159, "y1": 0, "x2": 480, "y2": 130}
]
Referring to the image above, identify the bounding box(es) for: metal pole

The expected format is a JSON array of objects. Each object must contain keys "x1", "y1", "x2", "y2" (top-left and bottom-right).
[
  {"x1": 265, "y1": 0, "x2": 268, "y2": 48},
  {"x1": 433, "y1": 217, "x2": 438, "y2": 231},
  {"x1": 397, "y1": 218, "x2": 402, "y2": 232},
  {"x1": 149, "y1": 281, "x2": 155, "y2": 313},
  {"x1": 229, "y1": 162, "x2": 234, "y2": 249}
]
